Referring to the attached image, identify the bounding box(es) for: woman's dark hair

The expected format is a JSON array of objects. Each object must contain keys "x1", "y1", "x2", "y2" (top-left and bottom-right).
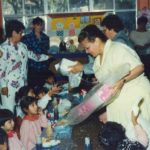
[
  {"x1": 0, "y1": 128, "x2": 8, "y2": 146},
  {"x1": 98, "y1": 122, "x2": 126, "y2": 150},
  {"x1": 15, "y1": 86, "x2": 33, "y2": 104},
  {"x1": 78, "y1": 24, "x2": 107, "y2": 43},
  {"x1": 137, "y1": 16, "x2": 148, "y2": 25},
  {"x1": 101, "y1": 14, "x2": 124, "y2": 32},
  {"x1": 5, "y1": 20, "x2": 25, "y2": 38},
  {"x1": 20, "y1": 96, "x2": 37, "y2": 114},
  {"x1": 32, "y1": 17, "x2": 44, "y2": 25},
  {"x1": 0, "y1": 109, "x2": 14, "y2": 127}
]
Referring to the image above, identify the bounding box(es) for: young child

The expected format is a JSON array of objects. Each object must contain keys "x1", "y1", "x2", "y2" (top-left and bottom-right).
[
  {"x1": 15, "y1": 85, "x2": 61, "y2": 115},
  {"x1": 0, "y1": 128, "x2": 8, "y2": 150},
  {"x1": 35, "y1": 85, "x2": 61, "y2": 109},
  {"x1": 68, "y1": 39, "x2": 77, "y2": 52},
  {"x1": 98, "y1": 110, "x2": 148, "y2": 150},
  {"x1": 43, "y1": 71, "x2": 55, "y2": 91},
  {"x1": 20, "y1": 96, "x2": 48, "y2": 150},
  {"x1": 15, "y1": 86, "x2": 36, "y2": 117},
  {"x1": 0, "y1": 109, "x2": 24, "y2": 150}
]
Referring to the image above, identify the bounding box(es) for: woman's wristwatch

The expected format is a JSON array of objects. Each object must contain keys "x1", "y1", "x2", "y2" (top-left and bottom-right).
[{"x1": 122, "y1": 78, "x2": 127, "y2": 83}]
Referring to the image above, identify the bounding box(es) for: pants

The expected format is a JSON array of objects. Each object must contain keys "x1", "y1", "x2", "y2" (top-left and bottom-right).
[{"x1": 1, "y1": 85, "x2": 17, "y2": 112}]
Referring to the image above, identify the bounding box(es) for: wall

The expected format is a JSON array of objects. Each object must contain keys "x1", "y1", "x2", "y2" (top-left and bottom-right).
[{"x1": 138, "y1": 0, "x2": 150, "y2": 10}]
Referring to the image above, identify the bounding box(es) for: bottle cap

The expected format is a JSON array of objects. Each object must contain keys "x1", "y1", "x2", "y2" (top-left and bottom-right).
[{"x1": 85, "y1": 137, "x2": 90, "y2": 145}]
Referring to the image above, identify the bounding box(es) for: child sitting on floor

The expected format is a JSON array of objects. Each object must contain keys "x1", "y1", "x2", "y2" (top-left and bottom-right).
[
  {"x1": 15, "y1": 85, "x2": 61, "y2": 116},
  {"x1": 43, "y1": 71, "x2": 55, "y2": 91},
  {"x1": 68, "y1": 39, "x2": 77, "y2": 52},
  {"x1": 20, "y1": 96, "x2": 48, "y2": 150},
  {"x1": 0, "y1": 109, "x2": 25, "y2": 150},
  {"x1": 98, "y1": 110, "x2": 148, "y2": 150},
  {"x1": 0, "y1": 128, "x2": 8, "y2": 150}
]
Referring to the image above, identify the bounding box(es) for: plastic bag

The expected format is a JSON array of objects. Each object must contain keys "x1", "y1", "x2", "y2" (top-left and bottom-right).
[
  {"x1": 55, "y1": 58, "x2": 83, "y2": 88},
  {"x1": 66, "y1": 63, "x2": 130, "y2": 125}
]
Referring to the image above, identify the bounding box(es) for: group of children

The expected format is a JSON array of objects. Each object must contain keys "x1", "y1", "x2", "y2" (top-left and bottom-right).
[
  {"x1": 0, "y1": 71, "x2": 62, "y2": 150},
  {"x1": 0, "y1": 69, "x2": 149, "y2": 150}
]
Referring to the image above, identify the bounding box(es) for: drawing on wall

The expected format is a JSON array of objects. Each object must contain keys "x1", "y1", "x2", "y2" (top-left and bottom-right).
[
  {"x1": 68, "y1": 23, "x2": 76, "y2": 36},
  {"x1": 80, "y1": 16, "x2": 90, "y2": 28},
  {"x1": 51, "y1": 17, "x2": 80, "y2": 30},
  {"x1": 56, "y1": 22, "x2": 64, "y2": 37},
  {"x1": 90, "y1": 15, "x2": 105, "y2": 27}
]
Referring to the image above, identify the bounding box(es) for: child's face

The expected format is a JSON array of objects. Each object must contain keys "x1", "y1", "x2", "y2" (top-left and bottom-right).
[
  {"x1": 27, "y1": 102, "x2": 38, "y2": 115},
  {"x1": 3, "y1": 119, "x2": 14, "y2": 132},
  {"x1": 0, "y1": 142, "x2": 7, "y2": 150},
  {"x1": 47, "y1": 77, "x2": 54, "y2": 84},
  {"x1": 37, "y1": 92, "x2": 46, "y2": 99},
  {"x1": 28, "y1": 89, "x2": 36, "y2": 97}
]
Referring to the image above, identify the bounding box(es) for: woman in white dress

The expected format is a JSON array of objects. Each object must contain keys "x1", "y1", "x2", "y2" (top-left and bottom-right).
[{"x1": 78, "y1": 24, "x2": 150, "y2": 149}]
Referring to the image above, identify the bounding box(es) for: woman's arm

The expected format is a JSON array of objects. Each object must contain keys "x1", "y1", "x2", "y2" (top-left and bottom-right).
[
  {"x1": 122, "y1": 64, "x2": 144, "y2": 83},
  {"x1": 112, "y1": 64, "x2": 144, "y2": 94}
]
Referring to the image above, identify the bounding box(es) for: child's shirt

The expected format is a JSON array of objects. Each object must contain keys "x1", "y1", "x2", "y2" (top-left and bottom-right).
[
  {"x1": 68, "y1": 44, "x2": 76, "y2": 52},
  {"x1": 38, "y1": 93, "x2": 52, "y2": 109},
  {"x1": 7, "y1": 131, "x2": 25, "y2": 150},
  {"x1": 15, "y1": 94, "x2": 51, "y2": 118},
  {"x1": 20, "y1": 114, "x2": 48, "y2": 150}
]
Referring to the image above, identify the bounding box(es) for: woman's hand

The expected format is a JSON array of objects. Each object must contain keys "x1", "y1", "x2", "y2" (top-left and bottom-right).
[{"x1": 112, "y1": 79, "x2": 124, "y2": 95}]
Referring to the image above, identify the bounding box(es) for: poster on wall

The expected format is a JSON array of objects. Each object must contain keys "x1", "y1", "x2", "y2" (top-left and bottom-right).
[
  {"x1": 49, "y1": 13, "x2": 107, "y2": 53},
  {"x1": 90, "y1": 15, "x2": 104, "y2": 27},
  {"x1": 51, "y1": 16, "x2": 80, "y2": 38}
]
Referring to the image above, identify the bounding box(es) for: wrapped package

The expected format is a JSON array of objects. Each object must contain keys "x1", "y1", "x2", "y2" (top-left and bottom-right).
[
  {"x1": 55, "y1": 58, "x2": 82, "y2": 88},
  {"x1": 66, "y1": 63, "x2": 130, "y2": 125}
]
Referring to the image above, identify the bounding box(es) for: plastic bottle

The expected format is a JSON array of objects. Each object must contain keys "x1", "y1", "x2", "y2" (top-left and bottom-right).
[
  {"x1": 54, "y1": 105, "x2": 59, "y2": 121},
  {"x1": 46, "y1": 121, "x2": 53, "y2": 140},
  {"x1": 84, "y1": 137, "x2": 92, "y2": 150}
]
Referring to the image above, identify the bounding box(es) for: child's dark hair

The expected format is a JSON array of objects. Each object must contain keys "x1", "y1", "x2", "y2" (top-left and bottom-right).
[
  {"x1": 45, "y1": 71, "x2": 55, "y2": 82},
  {"x1": 117, "y1": 139, "x2": 146, "y2": 150},
  {"x1": 15, "y1": 86, "x2": 33, "y2": 103},
  {"x1": 98, "y1": 122, "x2": 126, "y2": 150},
  {"x1": 98, "y1": 121, "x2": 146, "y2": 150},
  {"x1": 0, "y1": 109, "x2": 14, "y2": 126},
  {"x1": 20, "y1": 96, "x2": 37, "y2": 114},
  {"x1": 0, "y1": 128, "x2": 8, "y2": 145},
  {"x1": 34, "y1": 86, "x2": 48, "y2": 97}
]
